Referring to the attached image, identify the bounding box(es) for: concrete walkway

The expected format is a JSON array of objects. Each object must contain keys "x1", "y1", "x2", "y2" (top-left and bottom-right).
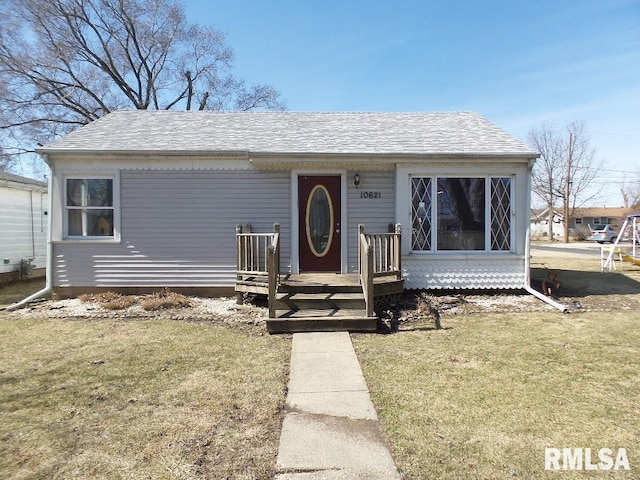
[{"x1": 275, "y1": 332, "x2": 401, "y2": 480}]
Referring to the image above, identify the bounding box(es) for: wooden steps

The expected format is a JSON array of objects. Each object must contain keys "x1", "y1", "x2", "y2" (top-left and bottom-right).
[
  {"x1": 266, "y1": 276, "x2": 377, "y2": 333},
  {"x1": 276, "y1": 292, "x2": 365, "y2": 310}
]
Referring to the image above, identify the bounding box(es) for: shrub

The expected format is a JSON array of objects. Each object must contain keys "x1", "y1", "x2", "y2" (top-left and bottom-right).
[
  {"x1": 79, "y1": 292, "x2": 137, "y2": 310},
  {"x1": 140, "y1": 289, "x2": 192, "y2": 311}
]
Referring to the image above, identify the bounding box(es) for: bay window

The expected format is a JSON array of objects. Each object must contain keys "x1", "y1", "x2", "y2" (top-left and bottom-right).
[{"x1": 410, "y1": 176, "x2": 512, "y2": 252}]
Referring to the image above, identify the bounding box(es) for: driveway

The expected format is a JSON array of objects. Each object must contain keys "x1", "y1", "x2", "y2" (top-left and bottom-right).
[{"x1": 531, "y1": 241, "x2": 606, "y2": 258}]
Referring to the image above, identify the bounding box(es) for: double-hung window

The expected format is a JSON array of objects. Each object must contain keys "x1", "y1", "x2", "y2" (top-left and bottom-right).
[
  {"x1": 411, "y1": 176, "x2": 512, "y2": 252},
  {"x1": 65, "y1": 178, "x2": 115, "y2": 239}
]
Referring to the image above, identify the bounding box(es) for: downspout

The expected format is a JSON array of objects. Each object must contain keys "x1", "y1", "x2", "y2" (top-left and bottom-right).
[
  {"x1": 522, "y1": 158, "x2": 568, "y2": 313},
  {"x1": 29, "y1": 190, "x2": 36, "y2": 260},
  {"x1": 524, "y1": 229, "x2": 568, "y2": 313},
  {"x1": 4, "y1": 154, "x2": 53, "y2": 311}
]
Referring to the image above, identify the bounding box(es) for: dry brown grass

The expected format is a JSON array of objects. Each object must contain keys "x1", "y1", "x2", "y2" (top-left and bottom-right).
[
  {"x1": 354, "y1": 253, "x2": 640, "y2": 479},
  {"x1": 0, "y1": 317, "x2": 290, "y2": 479},
  {"x1": 79, "y1": 291, "x2": 137, "y2": 310}
]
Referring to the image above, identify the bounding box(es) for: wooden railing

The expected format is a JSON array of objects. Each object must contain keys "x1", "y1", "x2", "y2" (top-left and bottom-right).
[
  {"x1": 236, "y1": 223, "x2": 280, "y2": 276},
  {"x1": 358, "y1": 223, "x2": 402, "y2": 317},
  {"x1": 236, "y1": 223, "x2": 280, "y2": 317}
]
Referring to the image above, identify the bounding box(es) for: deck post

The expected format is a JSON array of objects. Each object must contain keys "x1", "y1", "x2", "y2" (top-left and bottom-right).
[
  {"x1": 274, "y1": 223, "x2": 280, "y2": 280},
  {"x1": 395, "y1": 223, "x2": 402, "y2": 279},
  {"x1": 267, "y1": 245, "x2": 276, "y2": 318},
  {"x1": 365, "y1": 243, "x2": 374, "y2": 317},
  {"x1": 267, "y1": 245, "x2": 277, "y2": 318},
  {"x1": 235, "y1": 224, "x2": 244, "y2": 304},
  {"x1": 267, "y1": 223, "x2": 280, "y2": 319},
  {"x1": 357, "y1": 224, "x2": 365, "y2": 278}
]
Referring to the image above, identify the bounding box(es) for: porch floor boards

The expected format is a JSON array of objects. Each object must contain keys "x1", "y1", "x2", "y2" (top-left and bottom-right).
[{"x1": 280, "y1": 273, "x2": 402, "y2": 288}]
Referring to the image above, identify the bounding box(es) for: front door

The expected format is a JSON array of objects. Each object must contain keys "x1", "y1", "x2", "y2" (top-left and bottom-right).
[{"x1": 298, "y1": 175, "x2": 341, "y2": 272}]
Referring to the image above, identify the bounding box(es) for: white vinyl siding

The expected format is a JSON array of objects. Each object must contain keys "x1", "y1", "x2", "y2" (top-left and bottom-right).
[
  {"x1": 53, "y1": 169, "x2": 290, "y2": 287},
  {"x1": 0, "y1": 185, "x2": 48, "y2": 274}
]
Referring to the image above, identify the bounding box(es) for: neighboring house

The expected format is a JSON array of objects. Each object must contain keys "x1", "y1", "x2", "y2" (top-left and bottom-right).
[
  {"x1": 530, "y1": 208, "x2": 564, "y2": 239},
  {"x1": 569, "y1": 207, "x2": 633, "y2": 232},
  {"x1": 0, "y1": 171, "x2": 48, "y2": 283},
  {"x1": 531, "y1": 207, "x2": 633, "y2": 239},
  {"x1": 36, "y1": 111, "x2": 538, "y2": 298}
]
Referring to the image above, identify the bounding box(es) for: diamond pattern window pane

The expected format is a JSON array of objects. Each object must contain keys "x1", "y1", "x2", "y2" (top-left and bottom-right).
[
  {"x1": 491, "y1": 177, "x2": 511, "y2": 251},
  {"x1": 411, "y1": 177, "x2": 432, "y2": 250}
]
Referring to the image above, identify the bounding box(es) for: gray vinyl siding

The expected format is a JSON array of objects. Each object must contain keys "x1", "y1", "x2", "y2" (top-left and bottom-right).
[
  {"x1": 53, "y1": 169, "x2": 290, "y2": 287},
  {"x1": 346, "y1": 169, "x2": 395, "y2": 272},
  {"x1": 0, "y1": 186, "x2": 48, "y2": 274}
]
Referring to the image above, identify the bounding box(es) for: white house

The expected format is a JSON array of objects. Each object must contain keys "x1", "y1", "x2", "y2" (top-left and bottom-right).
[
  {"x1": 32, "y1": 111, "x2": 542, "y2": 328},
  {"x1": 530, "y1": 208, "x2": 564, "y2": 239},
  {"x1": 0, "y1": 171, "x2": 48, "y2": 283}
]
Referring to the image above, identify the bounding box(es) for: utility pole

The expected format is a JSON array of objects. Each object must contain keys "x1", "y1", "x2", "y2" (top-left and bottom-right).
[{"x1": 563, "y1": 131, "x2": 573, "y2": 243}]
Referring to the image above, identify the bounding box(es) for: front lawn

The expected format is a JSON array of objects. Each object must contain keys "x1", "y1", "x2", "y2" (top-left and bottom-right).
[
  {"x1": 353, "y1": 255, "x2": 640, "y2": 479},
  {"x1": 0, "y1": 317, "x2": 290, "y2": 479}
]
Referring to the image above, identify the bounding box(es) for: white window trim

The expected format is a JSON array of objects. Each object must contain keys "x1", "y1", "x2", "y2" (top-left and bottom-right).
[
  {"x1": 62, "y1": 173, "x2": 121, "y2": 242},
  {"x1": 406, "y1": 174, "x2": 514, "y2": 254}
]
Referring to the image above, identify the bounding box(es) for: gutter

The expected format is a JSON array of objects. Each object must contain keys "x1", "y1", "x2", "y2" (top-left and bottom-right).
[{"x1": 4, "y1": 154, "x2": 54, "y2": 311}]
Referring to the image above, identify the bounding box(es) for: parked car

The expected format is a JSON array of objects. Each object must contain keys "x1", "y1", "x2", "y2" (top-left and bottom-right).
[{"x1": 589, "y1": 224, "x2": 618, "y2": 243}]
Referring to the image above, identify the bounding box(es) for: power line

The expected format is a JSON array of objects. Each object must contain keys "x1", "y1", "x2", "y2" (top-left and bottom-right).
[
  {"x1": 597, "y1": 167, "x2": 640, "y2": 174},
  {"x1": 592, "y1": 131, "x2": 640, "y2": 137}
]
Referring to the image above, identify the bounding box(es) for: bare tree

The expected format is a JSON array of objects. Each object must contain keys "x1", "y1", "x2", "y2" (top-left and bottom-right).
[
  {"x1": 620, "y1": 172, "x2": 640, "y2": 210},
  {"x1": 0, "y1": 146, "x2": 12, "y2": 171},
  {"x1": 0, "y1": 0, "x2": 286, "y2": 172},
  {"x1": 527, "y1": 121, "x2": 602, "y2": 242},
  {"x1": 527, "y1": 123, "x2": 564, "y2": 239}
]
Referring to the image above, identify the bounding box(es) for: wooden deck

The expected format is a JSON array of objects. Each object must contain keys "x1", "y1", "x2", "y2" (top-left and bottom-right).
[
  {"x1": 235, "y1": 223, "x2": 403, "y2": 333},
  {"x1": 236, "y1": 273, "x2": 404, "y2": 333},
  {"x1": 236, "y1": 272, "x2": 403, "y2": 295}
]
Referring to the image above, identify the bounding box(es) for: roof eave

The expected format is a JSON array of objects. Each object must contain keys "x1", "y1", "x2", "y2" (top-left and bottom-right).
[
  {"x1": 38, "y1": 148, "x2": 539, "y2": 160},
  {"x1": 36, "y1": 148, "x2": 251, "y2": 158},
  {"x1": 252, "y1": 151, "x2": 539, "y2": 158}
]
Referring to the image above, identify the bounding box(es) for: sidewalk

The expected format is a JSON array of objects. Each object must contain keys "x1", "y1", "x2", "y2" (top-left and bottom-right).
[{"x1": 275, "y1": 332, "x2": 401, "y2": 480}]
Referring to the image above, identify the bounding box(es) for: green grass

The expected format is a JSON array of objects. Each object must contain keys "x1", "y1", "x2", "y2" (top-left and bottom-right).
[
  {"x1": 353, "y1": 255, "x2": 640, "y2": 479},
  {"x1": 0, "y1": 317, "x2": 290, "y2": 479}
]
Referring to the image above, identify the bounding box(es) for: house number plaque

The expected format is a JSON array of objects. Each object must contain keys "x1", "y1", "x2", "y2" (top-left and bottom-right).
[{"x1": 360, "y1": 191, "x2": 382, "y2": 199}]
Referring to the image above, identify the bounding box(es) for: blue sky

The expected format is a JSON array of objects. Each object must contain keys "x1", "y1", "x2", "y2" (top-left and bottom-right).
[{"x1": 185, "y1": 0, "x2": 639, "y2": 206}]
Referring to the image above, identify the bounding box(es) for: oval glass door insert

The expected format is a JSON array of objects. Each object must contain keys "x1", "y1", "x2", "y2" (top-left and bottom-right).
[{"x1": 305, "y1": 184, "x2": 334, "y2": 257}]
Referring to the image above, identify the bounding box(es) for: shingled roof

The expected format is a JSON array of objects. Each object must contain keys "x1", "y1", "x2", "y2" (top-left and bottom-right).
[
  {"x1": 38, "y1": 110, "x2": 537, "y2": 157},
  {"x1": 0, "y1": 171, "x2": 47, "y2": 188}
]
